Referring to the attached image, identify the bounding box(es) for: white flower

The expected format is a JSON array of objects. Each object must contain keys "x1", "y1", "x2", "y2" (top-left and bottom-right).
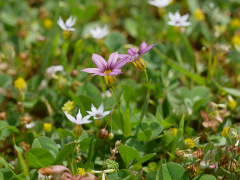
[
  {"x1": 25, "y1": 122, "x2": 35, "y2": 129},
  {"x1": 91, "y1": 169, "x2": 115, "y2": 180},
  {"x1": 148, "y1": 0, "x2": 171, "y2": 7},
  {"x1": 87, "y1": 103, "x2": 111, "y2": 120},
  {"x1": 46, "y1": 65, "x2": 64, "y2": 78},
  {"x1": 168, "y1": 11, "x2": 191, "y2": 27},
  {"x1": 57, "y1": 15, "x2": 76, "y2": 31},
  {"x1": 63, "y1": 109, "x2": 92, "y2": 125},
  {"x1": 38, "y1": 173, "x2": 51, "y2": 180},
  {"x1": 90, "y1": 25, "x2": 109, "y2": 39}
]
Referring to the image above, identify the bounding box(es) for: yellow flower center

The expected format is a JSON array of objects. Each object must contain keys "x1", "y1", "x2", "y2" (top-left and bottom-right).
[
  {"x1": 104, "y1": 69, "x2": 112, "y2": 74},
  {"x1": 43, "y1": 123, "x2": 52, "y2": 133},
  {"x1": 194, "y1": 8, "x2": 205, "y2": 21},
  {"x1": 77, "y1": 168, "x2": 86, "y2": 176}
]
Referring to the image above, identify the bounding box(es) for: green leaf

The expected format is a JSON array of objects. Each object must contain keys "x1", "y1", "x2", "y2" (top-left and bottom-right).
[
  {"x1": 222, "y1": 87, "x2": 240, "y2": 97},
  {"x1": 85, "y1": 161, "x2": 94, "y2": 172},
  {"x1": 134, "y1": 153, "x2": 156, "y2": 165},
  {"x1": 80, "y1": 137, "x2": 93, "y2": 152},
  {"x1": 186, "y1": 0, "x2": 198, "y2": 14},
  {"x1": 32, "y1": 136, "x2": 59, "y2": 158},
  {"x1": 119, "y1": 144, "x2": 140, "y2": 168},
  {"x1": 124, "y1": 18, "x2": 138, "y2": 38},
  {"x1": 169, "y1": 115, "x2": 184, "y2": 161},
  {"x1": 124, "y1": 98, "x2": 132, "y2": 137},
  {"x1": 125, "y1": 138, "x2": 144, "y2": 157},
  {"x1": 54, "y1": 143, "x2": 76, "y2": 165},
  {"x1": 117, "y1": 77, "x2": 131, "y2": 103},
  {"x1": 104, "y1": 32, "x2": 127, "y2": 52},
  {"x1": 40, "y1": 34, "x2": 60, "y2": 73},
  {"x1": 146, "y1": 171, "x2": 157, "y2": 180},
  {"x1": 154, "y1": 48, "x2": 206, "y2": 85},
  {"x1": 0, "y1": 74, "x2": 12, "y2": 104},
  {"x1": 72, "y1": 39, "x2": 84, "y2": 68},
  {"x1": 203, "y1": 143, "x2": 214, "y2": 158},
  {"x1": 10, "y1": 173, "x2": 33, "y2": 180},
  {"x1": 25, "y1": 148, "x2": 55, "y2": 168},
  {"x1": 156, "y1": 159, "x2": 164, "y2": 180},
  {"x1": 192, "y1": 175, "x2": 216, "y2": 180},
  {"x1": 118, "y1": 169, "x2": 132, "y2": 179},
  {"x1": 162, "y1": 162, "x2": 189, "y2": 180},
  {"x1": 57, "y1": 128, "x2": 75, "y2": 141}
]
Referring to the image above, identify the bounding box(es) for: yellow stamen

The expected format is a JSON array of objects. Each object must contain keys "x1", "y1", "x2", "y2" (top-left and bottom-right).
[{"x1": 104, "y1": 69, "x2": 112, "y2": 74}]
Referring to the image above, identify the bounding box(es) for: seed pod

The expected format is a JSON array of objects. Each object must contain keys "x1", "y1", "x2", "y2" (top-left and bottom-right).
[
  {"x1": 108, "y1": 133, "x2": 114, "y2": 140},
  {"x1": 192, "y1": 149, "x2": 204, "y2": 159},
  {"x1": 74, "y1": 125, "x2": 82, "y2": 137},
  {"x1": 98, "y1": 129, "x2": 108, "y2": 139},
  {"x1": 71, "y1": 70, "x2": 78, "y2": 78}
]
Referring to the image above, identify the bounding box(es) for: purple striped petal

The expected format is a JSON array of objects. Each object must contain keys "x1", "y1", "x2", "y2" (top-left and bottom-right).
[
  {"x1": 81, "y1": 68, "x2": 102, "y2": 74},
  {"x1": 113, "y1": 59, "x2": 129, "y2": 69},
  {"x1": 127, "y1": 48, "x2": 137, "y2": 56},
  {"x1": 118, "y1": 54, "x2": 130, "y2": 59},
  {"x1": 92, "y1": 54, "x2": 107, "y2": 70},
  {"x1": 138, "y1": 41, "x2": 147, "y2": 54},
  {"x1": 92, "y1": 72, "x2": 106, "y2": 77},
  {"x1": 107, "y1": 51, "x2": 118, "y2": 69},
  {"x1": 108, "y1": 69, "x2": 122, "y2": 76},
  {"x1": 138, "y1": 44, "x2": 156, "y2": 54}
]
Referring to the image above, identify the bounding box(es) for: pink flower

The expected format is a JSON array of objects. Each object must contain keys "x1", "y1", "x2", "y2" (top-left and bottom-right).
[
  {"x1": 118, "y1": 41, "x2": 156, "y2": 70},
  {"x1": 81, "y1": 52, "x2": 127, "y2": 85}
]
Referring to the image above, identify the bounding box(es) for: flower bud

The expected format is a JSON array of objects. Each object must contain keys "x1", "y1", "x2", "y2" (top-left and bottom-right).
[
  {"x1": 104, "y1": 75, "x2": 115, "y2": 85},
  {"x1": 194, "y1": 8, "x2": 205, "y2": 21},
  {"x1": 74, "y1": 125, "x2": 82, "y2": 137},
  {"x1": 133, "y1": 57, "x2": 146, "y2": 71},
  {"x1": 103, "y1": 159, "x2": 119, "y2": 170},
  {"x1": 94, "y1": 119, "x2": 101, "y2": 127},
  {"x1": 62, "y1": 30, "x2": 72, "y2": 39},
  {"x1": 71, "y1": 70, "x2": 79, "y2": 78},
  {"x1": 43, "y1": 19, "x2": 53, "y2": 29},
  {"x1": 108, "y1": 133, "x2": 114, "y2": 140},
  {"x1": 98, "y1": 129, "x2": 108, "y2": 139}
]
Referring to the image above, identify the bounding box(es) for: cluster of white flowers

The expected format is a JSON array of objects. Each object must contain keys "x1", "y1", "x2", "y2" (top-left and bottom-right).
[{"x1": 63, "y1": 103, "x2": 111, "y2": 125}]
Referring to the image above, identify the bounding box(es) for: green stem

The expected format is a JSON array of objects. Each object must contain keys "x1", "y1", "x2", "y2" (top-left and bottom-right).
[
  {"x1": 144, "y1": 69, "x2": 149, "y2": 94},
  {"x1": 112, "y1": 86, "x2": 118, "y2": 107}
]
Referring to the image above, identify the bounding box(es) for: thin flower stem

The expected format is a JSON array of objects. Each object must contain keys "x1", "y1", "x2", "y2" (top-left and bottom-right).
[
  {"x1": 104, "y1": 106, "x2": 116, "y2": 129},
  {"x1": 144, "y1": 69, "x2": 149, "y2": 94}
]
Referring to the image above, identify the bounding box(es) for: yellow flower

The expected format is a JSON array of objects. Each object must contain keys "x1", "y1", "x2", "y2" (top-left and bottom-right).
[
  {"x1": 43, "y1": 123, "x2": 52, "y2": 133},
  {"x1": 171, "y1": 128, "x2": 178, "y2": 136},
  {"x1": 230, "y1": 18, "x2": 240, "y2": 29},
  {"x1": 184, "y1": 138, "x2": 195, "y2": 149},
  {"x1": 62, "y1": 101, "x2": 74, "y2": 114},
  {"x1": 221, "y1": 126, "x2": 230, "y2": 138},
  {"x1": 14, "y1": 77, "x2": 27, "y2": 91},
  {"x1": 228, "y1": 95, "x2": 237, "y2": 110},
  {"x1": 43, "y1": 19, "x2": 53, "y2": 29},
  {"x1": 231, "y1": 35, "x2": 240, "y2": 46},
  {"x1": 77, "y1": 168, "x2": 85, "y2": 176},
  {"x1": 194, "y1": 8, "x2": 205, "y2": 21}
]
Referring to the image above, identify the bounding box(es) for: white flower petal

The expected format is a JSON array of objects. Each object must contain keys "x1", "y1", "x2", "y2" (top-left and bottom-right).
[
  {"x1": 57, "y1": 16, "x2": 67, "y2": 30},
  {"x1": 98, "y1": 103, "x2": 104, "y2": 114},
  {"x1": 91, "y1": 104, "x2": 98, "y2": 114},
  {"x1": 102, "y1": 111, "x2": 111, "y2": 117},
  {"x1": 63, "y1": 111, "x2": 77, "y2": 124},
  {"x1": 76, "y1": 109, "x2": 82, "y2": 121}
]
